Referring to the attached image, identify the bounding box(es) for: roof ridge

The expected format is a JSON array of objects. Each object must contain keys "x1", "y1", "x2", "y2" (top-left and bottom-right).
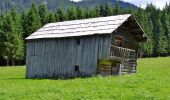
[{"x1": 44, "y1": 14, "x2": 132, "y2": 27}]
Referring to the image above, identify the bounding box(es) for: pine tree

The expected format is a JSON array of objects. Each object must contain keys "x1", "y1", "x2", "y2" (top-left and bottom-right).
[
  {"x1": 161, "y1": 10, "x2": 170, "y2": 54},
  {"x1": 94, "y1": 6, "x2": 100, "y2": 17},
  {"x1": 167, "y1": 13, "x2": 170, "y2": 54},
  {"x1": 148, "y1": 5, "x2": 160, "y2": 56},
  {"x1": 142, "y1": 14, "x2": 153, "y2": 56},
  {"x1": 57, "y1": 8, "x2": 65, "y2": 21},
  {"x1": 24, "y1": 2, "x2": 42, "y2": 38},
  {"x1": 10, "y1": 8, "x2": 24, "y2": 65},
  {"x1": 76, "y1": 7, "x2": 84, "y2": 19},
  {"x1": 38, "y1": 3, "x2": 47, "y2": 25},
  {"x1": 99, "y1": 5, "x2": 105, "y2": 16},
  {"x1": 104, "y1": 4, "x2": 112, "y2": 16},
  {"x1": 88, "y1": 9, "x2": 96, "y2": 18},
  {"x1": 55, "y1": 13, "x2": 60, "y2": 22},
  {"x1": 46, "y1": 11, "x2": 56, "y2": 23},
  {"x1": 112, "y1": 1, "x2": 121, "y2": 15},
  {"x1": 0, "y1": 30, "x2": 5, "y2": 58},
  {"x1": 67, "y1": 7, "x2": 77, "y2": 20},
  {"x1": 84, "y1": 8, "x2": 90, "y2": 18},
  {"x1": 157, "y1": 19, "x2": 168, "y2": 56},
  {"x1": 135, "y1": 7, "x2": 145, "y2": 57},
  {"x1": 1, "y1": 14, "x2": 14, "y2": 66},
  {"x1": 21, "y1": 11, "x2": 27, "y2": 38}
]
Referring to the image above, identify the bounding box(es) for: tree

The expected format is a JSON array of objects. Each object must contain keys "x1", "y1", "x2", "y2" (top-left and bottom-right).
[
  {"x1": 46, "y1": 11, "x2": 56, "y2": 23},
  {"x1": 112, "y1": 1, "x2": 121, "y2": 15},
  {"x1": 157, "y1": 19, "x2": 168, "y2": 56},
  {"x1": 84, "y1": 8, "x2": 90, "y2": 18},
  {"x1": 57, "y1": 8, "x2": 65, "y2": 21},
  {"x1": 38, "y1": 3, "x2": 47, "y2": 25},
  {"x1": 10, "y1": 8, "x2": 24, "y2": 65},
  {"x1": 99, "y1": 5, "x2": 105, "y2": 16},
  {"x1": 23, "y1": 2, "x2": 42, "y2": 38},
  {"x1": 104, "y1": 4, "x2": 112, "y2": 16},
  {"x1": 142, "y1": 14, "x2": 153, "y2": 56},
  {"x1": 0, "y1": 30, "x2": 5, "y2": 57},
  {"x1": 160, "y1": 10, "x2": 170, "y2": 54},
  {"x1": 0, "y1": 8, "x2": 24, "y2": 66},
  {"x1": 76, "y1": 7, "x2": 84, "y2": 19},
  {"x1": 67, "y1": 7, "x2": 77, "y2": 20},
  {"x1": 148, "y1": 5, "x2": 160, "y2": 56},
  {"x1": 1, "y1": 14, "x2": 14, "y2": 66},
  {"x1": 55, "y1": 13, "x2": 60, "y2": 22},
  {"x1": 94, "y1": 6, "x2": 100, "y2": 17}
]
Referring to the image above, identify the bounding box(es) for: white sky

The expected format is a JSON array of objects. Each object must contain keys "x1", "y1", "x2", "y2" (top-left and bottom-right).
[
  {"x1": 123, "y1": 0, "x2": 170, "y2": 9},
  {"x1": 70, "y1": 0, "x2": 170, "y2": 9},
  {"x1": 70, "y1": 0, "x2": 82, "y2": 2}
]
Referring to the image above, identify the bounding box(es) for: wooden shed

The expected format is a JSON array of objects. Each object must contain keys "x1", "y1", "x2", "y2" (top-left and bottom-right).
[{"x1": 26, "y1": 14, "x2": 147, "y2": 79}]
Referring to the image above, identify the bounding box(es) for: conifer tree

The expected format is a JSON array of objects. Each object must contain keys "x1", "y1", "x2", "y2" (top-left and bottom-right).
[
  {"x1": 76, "y1": 7, "x2": 84, "y2": 19},
  {"x1": 160, "y1": 11, "x2": 170, "y2": 54},
  {"x1": 10, "y1": 8, "x2": 24, "y2": 65},
  {"x1": 104, "y1": 4, "x2": 112, "y2": 16},
  {"x1": 55, "y1": 13, "x2": 60, "y2": 22},
  {"x1": 99, "y1": 5, "x2": 105, "y2": 16},
  {"x1": 67, "y1": 7, "x2": 77, "y2": 20},
  {"x1": 46, "y1": 11, "x2": 56, "y2": 23},
  {"x1": 24, "y1": 2, "x2": 42, "y2": 38},
  {"x1": 38, "y1": 3, "x2": 47, "y2": 25},
  {"x1": 113, "y1": 1, "x2": 121, "y2": 15},
  {"x1": 94, "y1": 6, "x2": 100, "y2": 17},
  {"x1": 1, "y1": 14, "x2": 14, "y2": 66},
  {"x1": 57, "y1": 8, "x2": 65, "y2": 21},
  {"x1": 142, "y1": 14, "x2": 153, "y2": 56},
  {"x1": 157, "y1": 19, "x2": 168, "y2": 56}
]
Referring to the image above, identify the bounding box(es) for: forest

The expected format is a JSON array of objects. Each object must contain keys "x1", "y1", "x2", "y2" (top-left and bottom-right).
[
  {"x1": 0, "y1": 2, "x2": 170, "y2": 66},
  {"x1": 0, "y1": 0, "x2": 137, "y2": 12}
]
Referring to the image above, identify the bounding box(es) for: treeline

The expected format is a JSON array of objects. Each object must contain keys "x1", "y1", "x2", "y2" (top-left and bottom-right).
[
  {"x1": 0, "y1": 0, "x2": 137, "y2": 12},
  {"x1": 0, "y1": 2, "x2": 170, "y2": 66}
]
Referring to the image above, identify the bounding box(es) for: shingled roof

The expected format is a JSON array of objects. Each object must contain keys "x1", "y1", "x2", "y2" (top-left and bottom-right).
[{"x1": 26, "y1": 14, "x2": 146, "y2": 40}]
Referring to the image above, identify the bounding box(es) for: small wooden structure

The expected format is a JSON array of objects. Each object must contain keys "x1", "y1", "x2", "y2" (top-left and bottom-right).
[{"x1": 26, "y1": 14, "x2": 147, "y2": 79}]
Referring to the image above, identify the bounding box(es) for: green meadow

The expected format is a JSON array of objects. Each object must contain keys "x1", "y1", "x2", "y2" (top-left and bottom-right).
[{"x1": 0, "y1": 57, "x2": 170, "y2": 100}]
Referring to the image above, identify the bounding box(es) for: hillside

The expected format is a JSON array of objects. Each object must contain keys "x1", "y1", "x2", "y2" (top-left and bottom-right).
[
  {"x1": 75, "y1": 0, "x2": 138, "y2": 8},
  {"x1": 0, "y1": 0, "x2": 138, "y2": 12}
]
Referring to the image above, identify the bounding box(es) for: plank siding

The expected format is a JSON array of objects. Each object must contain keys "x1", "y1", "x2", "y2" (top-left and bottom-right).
[
  {"x1": 98, "y1": 34, "x2": 111, "y2": 59},
  {"x1": 113, "y1": 32, "x2": 138, "y2": 50},
  {"x1": 26, "y1": 35, "x2": 103, "y2": 79}
]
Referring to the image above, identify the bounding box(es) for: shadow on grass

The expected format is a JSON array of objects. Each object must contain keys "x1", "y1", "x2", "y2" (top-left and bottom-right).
[
  {"x1": 0, "y1": 77, "x2": 44, "y2": 81},
  {"x1": 0, "y1": 75, "x2": 119, "y2": 81},
  {"x1": 0, "y1": 77, "x2": 26, "y2": 80}
]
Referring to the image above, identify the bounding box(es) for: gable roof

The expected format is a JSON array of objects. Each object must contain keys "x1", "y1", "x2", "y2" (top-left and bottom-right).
[{"x1": 26, "y1": 14, "x2": 147, "y2": 41}]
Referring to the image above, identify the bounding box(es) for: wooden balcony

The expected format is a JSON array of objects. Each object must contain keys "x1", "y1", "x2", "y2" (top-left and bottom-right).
[
  {"x1": 109, "y1": 45, "x2": 137, "y2": 74},
  {"x1": 110, "y1": 45, "x2": 136, "y2": 63},
  {"x1": 97, "y1": 46, "x2": 137, "y2": 76}
]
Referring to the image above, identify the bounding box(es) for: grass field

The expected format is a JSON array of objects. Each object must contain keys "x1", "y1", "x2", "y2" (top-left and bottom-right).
[{"x1": 0, "y1": 57, "x2": 170, "y2": 100}]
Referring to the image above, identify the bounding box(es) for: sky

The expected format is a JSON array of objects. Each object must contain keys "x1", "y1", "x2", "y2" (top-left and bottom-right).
[
  {"x1": 70, "y1": 0, "x2": 170, "y2": 9},
  {"x1": 70, "y1": 0, "x2": 82, "y2": 2},
  {"x1": 123, "y1": 0, "x2": 170, "y2": 9}
]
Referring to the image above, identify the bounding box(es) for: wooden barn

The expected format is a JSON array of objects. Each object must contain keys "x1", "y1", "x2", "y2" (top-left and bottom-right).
[{"x1": 26, "y1": 14, "x2": 147, "y2": 79}]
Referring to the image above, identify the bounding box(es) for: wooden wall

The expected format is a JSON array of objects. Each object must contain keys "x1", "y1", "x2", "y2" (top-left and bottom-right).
[
  {"x1": 98, "y1": 34, "x2": 111, "y2": 59},
  {"x1": 26, "y1": 34, "x2": 111, "y2": 79},
  {"x1": 111, "y1": 29, "x2": 139, "y2": 61},
  {"x1": 112, "y1": 31, "x2": 138, "y2": 51}
]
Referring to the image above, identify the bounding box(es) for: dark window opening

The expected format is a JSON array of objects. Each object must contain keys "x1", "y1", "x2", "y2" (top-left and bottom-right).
[
  {"x1": 75, "y1": 65, "x2": 80, "y2": 72},
  {"x1": 114, "y1": 35, "x2": 122, "y2": 47},
  {"x1": 76, "y1": 38, "x2": 80, "y2": 45}
]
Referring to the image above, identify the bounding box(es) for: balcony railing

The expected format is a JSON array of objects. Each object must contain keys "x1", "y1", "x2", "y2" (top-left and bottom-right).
[{"x1": 110, "y1": 45, "x2": 136, "y2": 62}]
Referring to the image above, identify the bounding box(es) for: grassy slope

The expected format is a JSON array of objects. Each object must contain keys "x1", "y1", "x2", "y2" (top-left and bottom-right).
[{"x1": 0, "y1": 57, "x2": 170, "y2": 100}]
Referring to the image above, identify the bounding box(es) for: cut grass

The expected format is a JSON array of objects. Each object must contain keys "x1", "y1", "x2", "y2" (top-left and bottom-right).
[{"x1": 0, "y1": 57, "x2": 170, "y2": 100}]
